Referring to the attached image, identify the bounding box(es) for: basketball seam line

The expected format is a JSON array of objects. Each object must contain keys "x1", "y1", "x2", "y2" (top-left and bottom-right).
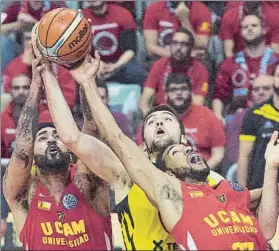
[
  {"x1": 45, "y1": 8, "x2": 67, "y2": 59},
  {"x1": 50, "y1": 10, "x2": 80, "y2": 53},
  {"x1": 56, "y1": 14, "x2": 88, "y2": 57}
]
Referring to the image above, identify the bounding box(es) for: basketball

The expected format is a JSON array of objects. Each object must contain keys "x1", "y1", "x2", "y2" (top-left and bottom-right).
[{"x1": 36, "y1": 8, "x2": 92, "y2": 65}]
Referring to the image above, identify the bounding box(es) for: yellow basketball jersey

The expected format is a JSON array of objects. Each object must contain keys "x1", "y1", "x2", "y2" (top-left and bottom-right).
[{"x1": 115, "y1": 171, "x2": 223, "y2": 250}]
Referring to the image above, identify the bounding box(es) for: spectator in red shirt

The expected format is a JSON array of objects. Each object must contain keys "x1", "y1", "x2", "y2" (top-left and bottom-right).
[
  {"x1": 143, "y1": 1, "x2": 211, "y2": 64},
  {"x1": 3, "y1": 31, "x2": 77, "y2": 112},
  {"x1": 1, "y1": 1, "x2": 65, "y2": 35},
  {"x1": 140, "y1": 28, "x2": 209, "y2": 116},
  {"x1": 213, "y1": 15, "x2": 279, "y2": 122},
  {"x1": 1, "y1": 1, "x2": 65, "y2": 73},
  {"x1": 82, "y1": 1, "x2": 147, "y2": 86},
  {"x1": 219, "y1": 2, "x2": 279, "y2": 58},
  {"x1": 137, "y1": 72, "x2": 225, "y2": 170},
  {"x1": 1, "y1": 73, "x2": 53, "y2": 159}
]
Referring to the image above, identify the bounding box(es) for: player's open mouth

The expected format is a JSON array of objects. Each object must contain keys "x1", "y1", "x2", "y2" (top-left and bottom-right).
[
  {"x1": 48, "y1": 145, "x2": 59, "y2": 153},
  {"x1": 188, "y1": 152, "x2": 203, "y2": 165},
  {"x1": 156, "y1": 128, "x2": 165, "y2": 135}
]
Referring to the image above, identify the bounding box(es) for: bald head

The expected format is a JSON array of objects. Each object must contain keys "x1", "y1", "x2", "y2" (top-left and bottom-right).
[{"x1": 252, "y1": 74, "x2": 274, "y2": 104}]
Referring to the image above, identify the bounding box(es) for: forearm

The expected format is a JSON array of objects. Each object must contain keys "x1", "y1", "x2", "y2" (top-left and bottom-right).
[
  {"x1": 146, "y1": 44, "x2": 170, "y2": 57},
  {"x1": 207, "y1": 149, "x2": 224, "y2": 170},
  {"x1": 14, "y1": 84, "x2": 40, "y2": 159},
  {"x1": 212, "y1": 99, "x2": 224, "y2": 118},
  {"x1": 42, "y1": 71, "x2": 80, "y2": 144},
  {"x1": 237, "y1": 157, "x2": 249, "y2": 186},
  {"x1": 258, "y1": 165, "x2": 278, "y2": 240},
  {"x1": 180, "y1": 21, "x2": 208, "y2": 49},
  {"x1": 82, "y1": 80, "x2": 122, "y2": 141},
  {"x1": 224, "y1": 40, "x2": 234, "y2": 58},
  {"x1": 3, "y1": 84, "x2": 40, "y2": 201},
  {"x1": 114, "y1": 50, "x2": 134, "y2": 69},
  {"x1": 79, "y1": 88, "x2": 98, "y2": 137},
  {"x1": 1, "y1": 21, "x2": 22, "y2": 35}
]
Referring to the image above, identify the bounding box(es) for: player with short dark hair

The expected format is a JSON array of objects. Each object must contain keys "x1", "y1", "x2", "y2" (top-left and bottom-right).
[
  {"x1": 3, "y1": 50, "x2": 113, "y2": 250},
  {"x1": 71, "y1": 52, "x2": 278, "y2": 250}
]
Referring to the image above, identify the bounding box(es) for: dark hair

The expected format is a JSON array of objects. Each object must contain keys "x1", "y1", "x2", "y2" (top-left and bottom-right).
[
  {"x1": 241, "y1": 13, "x2": 265, "y2": 28},
  {"x1": 37, "y1": 122, "x2": 55, "y2": 133},
  {"x1": 166, "y1": 72, "x2": 192, "y2": 90},
  {"x1": 142, "y1": 104, "x2": 185, "y2": 141},
  {"x1": 173, "y1": 27, "x2": 195, "y2": 49},
  {"x1": 96, "y1": 78, "x2": 108, "y2": 97}
]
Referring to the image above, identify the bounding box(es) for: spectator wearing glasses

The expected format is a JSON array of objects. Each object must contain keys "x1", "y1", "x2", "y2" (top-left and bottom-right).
[
  {"x1": 140, "y1": 28, "x2": 209, "y2": 116},
  {"x1": 137, "y1": 72, "x2": 225, "y2": 170},
  {"x1": 143, "y1": 1, "x2": 211, "y2": 67},
  {"x1": 238, "y1": 63, "x2": 279, "y2": 189},
  {"x1": 223, "y1": 74, "x2": 274, "y2": 178},
  {"x1": 213, "y1": 14, "x2": 279, "y2": 123}
]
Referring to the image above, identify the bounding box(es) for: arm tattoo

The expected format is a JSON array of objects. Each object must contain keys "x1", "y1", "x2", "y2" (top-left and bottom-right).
[
  {"x1": 161, "y1": 184, "x2": 183, "y2": 213},
  {"x1": 14, "y1": 89, "x2": 39, "y2": 166},
  {"x1": 80, "y1": 87, "x2": 93, "y2": 122}
]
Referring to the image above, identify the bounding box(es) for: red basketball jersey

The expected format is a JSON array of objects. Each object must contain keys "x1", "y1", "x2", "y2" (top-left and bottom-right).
[
  {"x1": 172, "y1": 180, "x2": 267, "y2": 250},
  {"x1": 20, "y1": 179, "x2": 113, "y2": 250}
]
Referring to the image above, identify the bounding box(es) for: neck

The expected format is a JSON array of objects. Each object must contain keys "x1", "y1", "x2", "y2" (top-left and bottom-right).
[
  {"x1": 38, "y1": 172, "x2": 70, "y2": 202},
  {"x1": 184, "y1": 177, "x2": 206, "y2": 184},
  {"x1": 273, "y1": 94, "x2": 279, "y2": 110},
  {"x1": 245, "y1": 41, "x2": 265, "y2": 58},
  {"x1": 92, "y1": 5, "x2": 107, "y2": 16}
]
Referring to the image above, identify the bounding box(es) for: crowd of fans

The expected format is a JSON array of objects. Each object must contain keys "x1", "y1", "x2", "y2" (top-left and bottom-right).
[{"x1": 1, "y1": 0, "x2": 279, "y2": 249}]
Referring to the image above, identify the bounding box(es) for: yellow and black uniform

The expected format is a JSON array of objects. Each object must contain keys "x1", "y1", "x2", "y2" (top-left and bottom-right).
[
  {"x1": 240, "y1": 99, "x2": 279, "y2": 189},
  {"x1": 114, "y1": 171, "x2": 223, "y2": 250}
]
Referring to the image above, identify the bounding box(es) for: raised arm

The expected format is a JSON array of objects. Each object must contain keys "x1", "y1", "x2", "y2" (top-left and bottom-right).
[
  {"x1": 3, "y1": 53, "x2": 42, "y2": 208},
  {"x1": 258, "y1": 131, "x2": 279, "y2": 240},
  {"x1": 32, "y1": 46, "x2": 127, "y2": 187},
  {"x1": 70, "y1": 52, "x2": 179, "y2": 207}
]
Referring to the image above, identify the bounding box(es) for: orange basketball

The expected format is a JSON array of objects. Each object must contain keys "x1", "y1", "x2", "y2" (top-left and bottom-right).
[{"x1": 36, "y1": 8, "x2": 92, "y2": 65}]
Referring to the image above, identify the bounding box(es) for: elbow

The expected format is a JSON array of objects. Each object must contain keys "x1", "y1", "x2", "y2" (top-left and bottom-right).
[
  {"x1": 59, "y1": 131, "x2": 80, "y2": 147},
  {"x1": 261, "y1": 226, "x2": 276, "y2": 241}
]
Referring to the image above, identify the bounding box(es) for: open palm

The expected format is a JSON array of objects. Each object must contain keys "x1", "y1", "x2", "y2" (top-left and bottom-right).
[{"x1": 70, "y1": 50, "x2": 101, "y2": 85}]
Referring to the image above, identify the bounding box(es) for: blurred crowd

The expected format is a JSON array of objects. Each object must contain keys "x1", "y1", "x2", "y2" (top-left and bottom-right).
[{"x1": 1, "y1": 0, "x2": 279, "y2": 249}]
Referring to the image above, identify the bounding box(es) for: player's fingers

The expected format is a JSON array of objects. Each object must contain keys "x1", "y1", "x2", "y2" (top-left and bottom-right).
[
  {"x1": 270, "y1": 131, "x2": 278, "y2": 145},
  {"x1": 37, "y1": 64, "x2": 46, "y2": 72}
]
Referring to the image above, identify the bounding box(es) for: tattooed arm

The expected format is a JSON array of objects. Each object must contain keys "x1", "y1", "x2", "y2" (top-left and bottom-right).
[
  {"x1": 80, "y1": 87, "x2": 99, "y2": 137},
  {"x1": 3, "y1": 55, "x2": 43, "y2": 218},
  {"x1": 38, "y1": 56, "x2": 129, "y2": 187},
  {"x1": 70, "y1": 52, "x2": 184, "y2": 231}
]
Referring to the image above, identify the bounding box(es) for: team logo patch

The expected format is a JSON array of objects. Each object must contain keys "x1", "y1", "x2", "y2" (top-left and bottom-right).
[
  {"x1": 62, "y1": 194, "x2": 78, "y2": 210},
  {"x1": 189, "y1": 191, "x2": 204, "y2": 198},
  {"x1": 216, "y1": 194, "x2": 226, "y2": 203},
  {"x1": 229, "y1": 182, "x2": 245, "y2": 192},
  {"x1": 57, "y1": 211, "x2": 65, "y2": 222}
]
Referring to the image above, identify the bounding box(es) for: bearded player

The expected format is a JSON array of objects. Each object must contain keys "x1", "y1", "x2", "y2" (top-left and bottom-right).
[
  {"x1": 2, "y1": 49, "x2": 113, "y2": 250},
  {"x1": 69, "y1": 53, "x2": 278, "y2": 249}
]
